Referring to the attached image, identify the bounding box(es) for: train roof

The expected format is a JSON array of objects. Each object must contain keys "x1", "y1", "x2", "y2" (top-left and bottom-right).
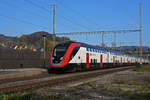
[{"x1": 57, "y1": 41, "x2": 138, "y2": 58}]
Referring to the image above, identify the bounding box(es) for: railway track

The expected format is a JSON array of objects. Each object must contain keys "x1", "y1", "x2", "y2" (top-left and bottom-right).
[
  {"x1": 0, "y1": 66, "x2": 134, "y2": 94},
  {"x1": 0, "y1": 73, "x2": 52, "y2": 85}
]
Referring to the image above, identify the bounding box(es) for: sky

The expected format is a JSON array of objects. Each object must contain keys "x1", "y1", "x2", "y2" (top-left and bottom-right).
[{"x1": 0, "y1": 0, "x2": 149, "y2": 47}]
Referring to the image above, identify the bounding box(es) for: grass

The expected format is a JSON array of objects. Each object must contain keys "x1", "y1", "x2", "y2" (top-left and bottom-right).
[
  {"x1": 82, "y1": 93, "x2": 91, "y2": 99},
  {"x1": 123, "y1": 90, "x2": 131, "y2": 97},
  {"x1": 0, "y1": 90, "x2": 67, "y2": 100},
  {"x1": 82, "y1": 81, "x2": 94, "y2": 87},
  {"x1": 0, "y1": 91, "x2": 42, "y2": 100},
  {"x1": 0, "y1": 93, "x2": 5, "y2": 100},
  {"x1": 129, "y1": 93, "x2": 150, "y2": 100},
  {"x1": 135, "y1": 64, "x2": 150, "y2": 72},
  {"x1": 114, "y1": 80, "x2": 125, "y2": 84},
  {"x1": 67, "y1": 87, "x2": 77, "y2": 92},
  {"x1": 128, "y1": 81, "x2": 139, "y2": 85},
  {"x1": 148, "y1": 84, "x2": 150, "y2": 89},
  {"x1": 45, "y1": 93, "x2": 65, "y2": 100}
]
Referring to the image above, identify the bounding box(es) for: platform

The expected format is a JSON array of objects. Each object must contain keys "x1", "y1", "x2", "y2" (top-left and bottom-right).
[{"x1": 0, "y1": 68, "x2": 47, "y2": 80}]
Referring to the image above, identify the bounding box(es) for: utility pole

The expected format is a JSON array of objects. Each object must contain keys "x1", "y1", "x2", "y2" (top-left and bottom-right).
[
  {"x1": 114, "y1": 32, "x2": 116, "y2": 49},
  {"x1": 139, "y1": 3, "x2": 143, "y2": 65},
  {"x1": 101, "y1": 32, "x2": 104, "y2": 47},
  {"x1": 111, "y1": 32, "x2": 116, "y2": 49},
  {"x1": 52, "y1": 4, "x2": 56, "y2": 47},
  {"x1": 53, "y1": 4, "x2": 56, "y2": 35},
  {"x1": 43, "y1": 34, "x2": 46, "y2": 69},
  {"x1": 120, "y1": 42, "x2": 122, "y2": 52}
]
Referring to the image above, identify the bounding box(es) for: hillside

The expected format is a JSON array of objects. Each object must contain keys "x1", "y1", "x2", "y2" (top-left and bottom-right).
[
  {"x1": 0, "y1": 34, "x2": 18, "y2": 42},
  {"x1": 0, "y1": 31, "x2": 70, "y2": 51},
  {"x1": 18, "y1": 31, "x2": 70, "y2": 46}
]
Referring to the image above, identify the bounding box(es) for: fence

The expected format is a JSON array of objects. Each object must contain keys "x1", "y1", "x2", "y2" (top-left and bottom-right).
[{"x1": 0, "y1": 48, "x2": 50, "y2": 69}]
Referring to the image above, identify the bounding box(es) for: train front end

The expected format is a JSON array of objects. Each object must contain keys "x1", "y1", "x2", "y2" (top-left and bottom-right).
[{"x1": 49, "y1": 42, "x2": 81, "y2": 71}]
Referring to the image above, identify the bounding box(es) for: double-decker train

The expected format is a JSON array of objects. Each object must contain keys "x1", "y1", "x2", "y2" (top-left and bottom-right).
[{"x1": 48, "y1": 41, "x2": 149, "y2": 72}]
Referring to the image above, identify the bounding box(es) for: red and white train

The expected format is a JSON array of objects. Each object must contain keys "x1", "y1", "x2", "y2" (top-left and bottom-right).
[{"x1": 49, "y1": 41, "x2": 149, "y2": 72}]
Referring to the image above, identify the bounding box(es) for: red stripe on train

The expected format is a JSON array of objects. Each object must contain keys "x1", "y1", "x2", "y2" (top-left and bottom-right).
[
  {"x1": 121, "y1": 57, "x2": 122, "y2": 66},
  {"x1": 50, "y1": 43, "x2": 81, "y2": 68},
  {"x1": 100, "y1": 55, "x2": 103, "y2": 68},
  {"x1": 86, "y1": 53, "x2": 90, "y2": 69}
]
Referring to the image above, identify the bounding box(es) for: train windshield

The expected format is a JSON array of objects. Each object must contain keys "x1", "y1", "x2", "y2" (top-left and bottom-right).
[
  {"x1": 54, "y1": 42, "x2": 71, "y2": 57},
  {"x1": 52, "y1": 42, "x2": 71, "y2": 64},
  {"x1": 53, "y1": 46, "x2": 67, "y2": 57}
]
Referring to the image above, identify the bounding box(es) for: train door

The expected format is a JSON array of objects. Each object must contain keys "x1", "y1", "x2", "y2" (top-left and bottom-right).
[
  {"x1": 107, "y1": 53, "x2": 109, "y2": 63},
  {"x1": 121, "y1": 57, "x2": 122, "y2": 66},
  {"x1": 86, "y1": 53, "x2": 90, "y2": 69}
]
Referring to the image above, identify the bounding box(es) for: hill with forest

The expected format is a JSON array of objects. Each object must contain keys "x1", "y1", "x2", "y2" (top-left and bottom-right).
[{"x1": 0, "y1": 31, "x2": 70, "y2": 51}]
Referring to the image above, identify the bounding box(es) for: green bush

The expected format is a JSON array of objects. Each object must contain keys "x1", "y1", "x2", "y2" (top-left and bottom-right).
[
  {"x1": 130, "y1": 93, "x2": 150, "y2": 100},
  {"x1": 88, "y1": 81, "x2": 94, "y2": 87},
  {"x1": 135, "y1": 63, "x2": 142, "y2": 68},
  {"x1": 0, "y1": 93, "x2": 4, "y2": 100},
  {"x1": 8, "y1": 93, "x2": 22, "y2": 100},
  {"x1": 135, "y1": 65, "x2": 150, "y2": 72},
  {"x1": 0, "y1": 90, "x2": 38, "y2": 100},
  {"x1": 82, "y1": 81, "x2": 94, "y2": 87}
]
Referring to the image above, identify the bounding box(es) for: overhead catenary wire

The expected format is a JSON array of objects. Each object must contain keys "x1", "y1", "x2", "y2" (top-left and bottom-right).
[
  {"x1": 56, "y1": 1, "x2": 101, "y2": 29},
  {"x1": 36, "y1": 0, "x2": 92, "y2": 30},
  {"x1": 0, "y1": 0, "x2": 49, "y2": 20},
  {"x1": 24, "y1": 0, "x2": 92, "y2": 31},
  {"x1": 0, "y1": 0, "x2": 50, "y2": 36},
  {"x1": 56, "y1": 1, "x2": 140, "y2": 30},
  {"x1": 24, "y1": 0, "x2": 49, "y2": 12},
  {"x1": 0, "y1": 13, "x2": 49, "y2": 29},
  {"x1": 56, "y1": 14, "x2": 92, "y2": 30},
  {"x1": 24, "y1": 0, "x2": 139, "y2": 31}
]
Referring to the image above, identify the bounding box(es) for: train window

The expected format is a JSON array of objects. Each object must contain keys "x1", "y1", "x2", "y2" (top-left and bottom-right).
[
  {"x1": 53, "y1": 46, "x2": 66, "y2": 57},
  {"x1": 78, "y1": 56, "x2": 80, "y2": 59},
  {"x1": 69, "y1": 47, "x2": 80, "y2": 61},
  {"x1": 94, "y1": 59, "x2": 96, "y2": 63},
  {"x1": 91, "y1": 59, "x2": 92, "y2": 63},
  {"x1": 53, "y1": 42, "x2": 71, "y2": 57},
  {"x1": 91, "y1": 49, "x2": 93, "y2": 52},
  {"x1": 89, "y1": 48, "x2": 90, "y2": 51}
]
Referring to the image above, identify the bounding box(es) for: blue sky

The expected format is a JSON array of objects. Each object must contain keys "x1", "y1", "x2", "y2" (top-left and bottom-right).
[{"x1": 0, "y1": 0, "x2": 149, "y2": 47}]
